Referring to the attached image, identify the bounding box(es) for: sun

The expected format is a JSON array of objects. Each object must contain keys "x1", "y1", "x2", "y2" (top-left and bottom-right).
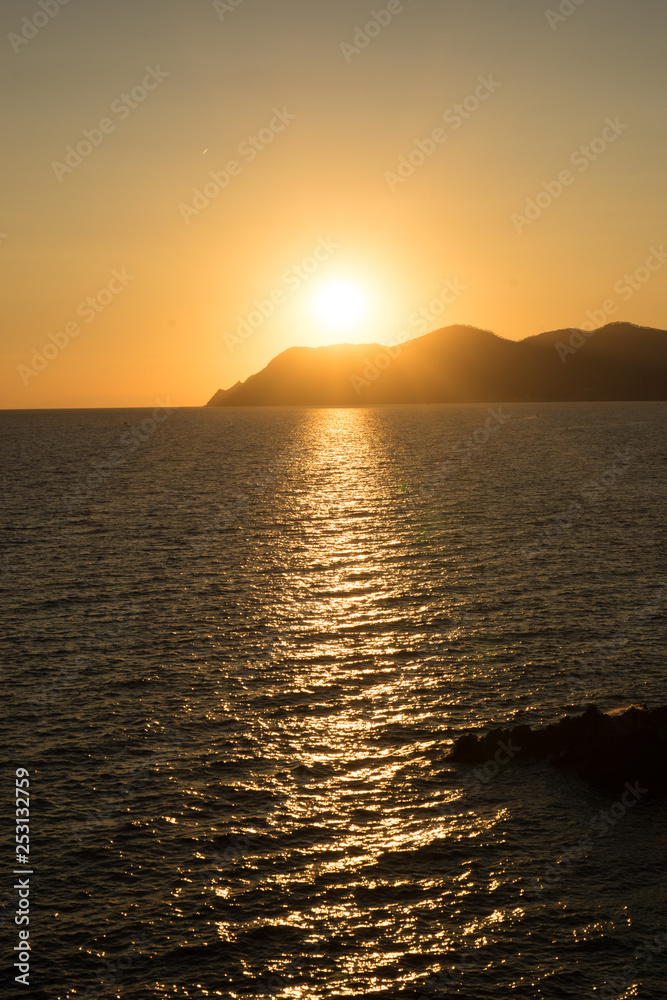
[{"x1": 312, "y1": 279, "x2": 369, "y2": 331}]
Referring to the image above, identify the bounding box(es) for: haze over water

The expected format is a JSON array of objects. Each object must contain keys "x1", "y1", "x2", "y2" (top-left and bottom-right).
[{"x1": 2, "y1": 403, "x2": 666, "y2": 998}]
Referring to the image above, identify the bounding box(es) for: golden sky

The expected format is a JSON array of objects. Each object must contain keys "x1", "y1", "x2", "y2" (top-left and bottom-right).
[{"x1": 1, "y1": 0, "x2": 666, "y2": 407}]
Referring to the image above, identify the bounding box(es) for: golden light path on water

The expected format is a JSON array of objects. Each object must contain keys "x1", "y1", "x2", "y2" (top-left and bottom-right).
[{"x1": 207, "y1": 409, "x2": 518, "y2": 996}]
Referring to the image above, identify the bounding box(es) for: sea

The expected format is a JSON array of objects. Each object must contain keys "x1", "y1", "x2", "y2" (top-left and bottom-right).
[{"x1": 1, "y1": 402, "x2": 666, "y2": 1000}]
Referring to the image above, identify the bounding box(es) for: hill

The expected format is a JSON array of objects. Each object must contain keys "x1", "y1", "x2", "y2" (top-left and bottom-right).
[{"x1": 206, "y1": 322, "x2": 667, "y2": 406}]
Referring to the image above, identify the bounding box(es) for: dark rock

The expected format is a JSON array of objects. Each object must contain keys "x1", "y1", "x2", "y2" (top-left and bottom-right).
[{"x1": 449, "y1": 704, "x2": 667, "y2": 795}]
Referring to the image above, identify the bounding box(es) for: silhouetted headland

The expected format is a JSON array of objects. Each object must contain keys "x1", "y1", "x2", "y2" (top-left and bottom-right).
[
  {"x1": 207, "y1": 322, "x2": 667, "y2": 406},
  {"x1": 450, "y1": 704, "x2": 667, "y2": 795}
]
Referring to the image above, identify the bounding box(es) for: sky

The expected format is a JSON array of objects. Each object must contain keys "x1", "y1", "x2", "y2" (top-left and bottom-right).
[{"x1": 1, "y1": 0, "x2": 666, "y2": 408}]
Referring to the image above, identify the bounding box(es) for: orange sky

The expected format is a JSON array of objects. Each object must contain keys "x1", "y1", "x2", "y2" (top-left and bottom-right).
[{"x1": 1, "y1": 0, "x2": 666, "y2": 408}]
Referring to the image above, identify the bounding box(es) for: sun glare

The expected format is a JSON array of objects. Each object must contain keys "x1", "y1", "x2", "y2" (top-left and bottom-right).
[{"x1": 312, "y1": 279, "x2": 369, "y2": 331}]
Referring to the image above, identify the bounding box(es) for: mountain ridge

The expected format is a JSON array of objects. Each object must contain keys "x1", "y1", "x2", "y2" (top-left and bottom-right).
[{"x1": 206, "y1": 322, "x2": 667, "y2": 406}]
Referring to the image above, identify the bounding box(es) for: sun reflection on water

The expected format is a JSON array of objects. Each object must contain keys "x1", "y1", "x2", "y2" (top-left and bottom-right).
[{"x1": 205, "y1": 409, "x2": 516, "y2": 994}]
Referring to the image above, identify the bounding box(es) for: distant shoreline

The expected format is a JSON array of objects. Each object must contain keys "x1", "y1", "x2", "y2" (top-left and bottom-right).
[{"x1": 1, "y1": 399, "x2": 667, "y2": 413}]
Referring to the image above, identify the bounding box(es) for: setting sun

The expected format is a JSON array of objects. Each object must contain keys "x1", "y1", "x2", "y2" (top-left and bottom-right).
[{"x1": 312, "y1": 279, "x2": 369, "y2": 331}]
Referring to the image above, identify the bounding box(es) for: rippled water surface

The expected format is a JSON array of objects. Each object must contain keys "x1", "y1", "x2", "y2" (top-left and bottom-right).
[{"x1": 1, "y1": 403, "x2": 667, "y2": 999}]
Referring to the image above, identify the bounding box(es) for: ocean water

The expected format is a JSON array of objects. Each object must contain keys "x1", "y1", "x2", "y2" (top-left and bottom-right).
[{"x1": 1, "y1": 402, "x2": 666, "y2": 1000}]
